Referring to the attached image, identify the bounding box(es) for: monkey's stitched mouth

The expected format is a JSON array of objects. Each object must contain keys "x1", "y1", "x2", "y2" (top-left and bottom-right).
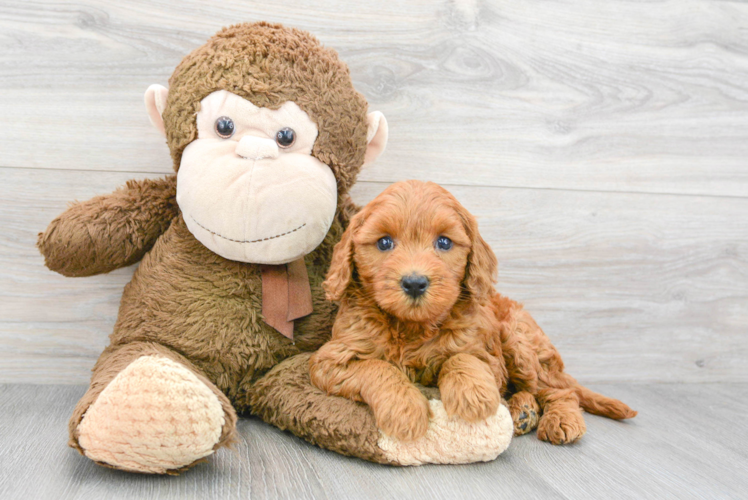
[{"x1": 189, "y1": 215, "x2": 306, "y2": 244}]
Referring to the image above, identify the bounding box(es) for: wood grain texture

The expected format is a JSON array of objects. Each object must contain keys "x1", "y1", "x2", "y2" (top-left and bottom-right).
[
  {"x1": 1, "y1": 167, "x2": 746, "y2": 384},
  {"x1": 1, "y1": 383, "x2": 746, "y2": 499},
  {"x1": 0, "y1": 0, "x2": 747, "y2": 196},
  {"x1": 0, "y1": 1, "x2": 746, "y2": 384}
]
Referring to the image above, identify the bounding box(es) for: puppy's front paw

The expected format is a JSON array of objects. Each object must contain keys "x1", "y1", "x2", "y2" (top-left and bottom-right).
[
  {"x1": 441, "y1": 377, "x2": 501, "y2": 423},
  {"x1": 439, "y1": 354, "x2": 501, "y2": 423},
  {"x1": 374, "y1": 385, "x2": 431, "y2": 442}
]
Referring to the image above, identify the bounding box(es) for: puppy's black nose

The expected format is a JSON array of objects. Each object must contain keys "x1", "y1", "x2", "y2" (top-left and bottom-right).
[{"x1": 401, "y1": 274, "x2": 429, "y2": 298}]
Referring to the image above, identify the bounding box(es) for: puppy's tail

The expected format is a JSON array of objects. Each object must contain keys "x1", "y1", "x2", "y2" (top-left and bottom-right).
[{"x1": 574, "y1": 384, "x2": 637, "y2": 420}]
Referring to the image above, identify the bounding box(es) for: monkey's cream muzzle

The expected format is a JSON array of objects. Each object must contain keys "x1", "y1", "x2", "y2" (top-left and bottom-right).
[
  {"x1": 176, "y1": 90, "x2": 338, "y2": 265},
  {"x1": 236, "y1": 136, "x2": 279, "y2": 161}
]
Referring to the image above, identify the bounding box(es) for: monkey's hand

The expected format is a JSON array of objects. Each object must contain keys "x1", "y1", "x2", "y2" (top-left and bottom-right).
[{"x1": 38, "y1": 175, "x2": 178, "y2": 277}]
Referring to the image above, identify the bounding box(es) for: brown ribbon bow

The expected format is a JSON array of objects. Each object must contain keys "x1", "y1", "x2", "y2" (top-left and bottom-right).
[{"x1": 260, "y1": 258, "x2": 313, "y2": 341}]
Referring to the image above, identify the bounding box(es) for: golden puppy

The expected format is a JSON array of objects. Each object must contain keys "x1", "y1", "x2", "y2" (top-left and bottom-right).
[{"x1": 310, "y1": 180, "x2": 636, "y2": 443}]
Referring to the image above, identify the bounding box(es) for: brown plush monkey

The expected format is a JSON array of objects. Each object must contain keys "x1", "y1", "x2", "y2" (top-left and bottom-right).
[{"x1": 38, "y1": 23, "x2": 511, "y2": 473}]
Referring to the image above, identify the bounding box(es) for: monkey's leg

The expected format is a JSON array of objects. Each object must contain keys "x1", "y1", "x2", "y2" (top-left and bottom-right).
[
  {"x1": 507, "y1": 391, "x2": 541, "y2": 436},
  {"x1": 249, "y1": 353, "x2": 514, "y2": 466},
  {"x1": 536, "y1": 388, "x2": 586, "y2": 445},
  {"x1": 69, "y1": 342, "x2": 237, "y2": 474}
]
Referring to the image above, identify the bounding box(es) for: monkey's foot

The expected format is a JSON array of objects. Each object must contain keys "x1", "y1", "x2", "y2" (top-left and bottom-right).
[
  {"x1": 377, "y1": 399, "x2": 513, "y2": 465},
  {"x1": 76, "y1": 355, "x2": 227, "y2": 473},
  {"x1": 507, "y1": 391, "x2": 541, "y2": 436}
]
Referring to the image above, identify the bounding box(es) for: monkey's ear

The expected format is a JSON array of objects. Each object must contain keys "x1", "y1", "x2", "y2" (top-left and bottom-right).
[
  {"x1": 144, "y1": 84, "x2": 169, "y2": 137},
  {"x1": 363, "y1": 111, "x2": 388, "y2": 166}
]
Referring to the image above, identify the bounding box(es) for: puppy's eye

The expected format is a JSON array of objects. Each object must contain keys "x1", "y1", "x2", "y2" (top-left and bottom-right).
[
  {"x1": 436, "y1": 236, "x2": 453, "y2": 251},
  {"x1": 276, "y1": 127, "x2": 296, "y2": 148},
  {"x1": 215, "y1": 116, "x2": 235, "y2": 139},
  {"x1": 376, "y1": 236, "x2": 394, "y2": 251}
]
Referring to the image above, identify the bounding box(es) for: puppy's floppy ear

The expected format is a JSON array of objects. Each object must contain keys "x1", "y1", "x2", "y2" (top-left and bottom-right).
[
  {"x1": 459, "y1": 207, "x2": 498, "y2": 302},
  {"x1": 323, "y1": 213, "x2": 362, "y2": 301}
]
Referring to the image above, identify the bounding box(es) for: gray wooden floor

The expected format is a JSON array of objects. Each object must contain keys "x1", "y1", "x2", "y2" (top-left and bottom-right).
[{"x1": 1, "y1": 383, "x2": 745, "y2": 500}]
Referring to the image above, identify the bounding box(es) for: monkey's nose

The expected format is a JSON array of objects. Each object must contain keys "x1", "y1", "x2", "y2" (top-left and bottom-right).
[
  {"x1": 401, "y1": 274, "x2": 430, "y2": 299},
  {"x1": 235, "y1": 136, "x2": 279, "y2": 160}
]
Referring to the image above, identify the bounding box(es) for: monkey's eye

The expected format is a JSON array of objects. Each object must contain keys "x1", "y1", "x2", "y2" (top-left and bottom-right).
[
  {"x1": 275, "y1": 127, "x2": 296, "y2": 148},
  {"x1": 214, "y1": 117, "x2": 235, "y2": 139},
  {"x1": 436, "y1": 236, "x2": 453, "y2": 251},
  {"x1": 376, "y1": 236, "x2": 394, "y2": 251}
]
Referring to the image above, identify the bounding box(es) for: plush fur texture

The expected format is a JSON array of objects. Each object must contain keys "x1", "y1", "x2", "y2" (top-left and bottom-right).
[
  {"x1": 38, "y1": 176, "x2": 179, "y2": 277},
  {"x1": 310, "y1": 180, "x2": 636, "y2": 446},
  {"x1": 38, "y1": 22, "x2": 619, "y2": 472},
  {"x1": 163, "y1": 22, "x2": 369, "y2": 196},
  {"x1": 37, "y1": 23, "x2": 398, "y2": 473},
  {"x1": 67, "y1": 341, "x2": 238, "y2": 474},
  {"x1": 251, "y1": 353, "x2": 389, "y2": 463},
  {"x1": 310, "y1": 180, "x2": 507, "y2": 442},
  {"x1": 252, "y1": 353, "x2": 513, "y2": 466},
  {"x1": 77, "y1": 355, "x2": 226, "y2": 474},
  {"x1": 491, "y1": 293, "x2": 638, "y2": 443},
  {"x1": 377, "y1": 398, "x2": 513, "y2": 465}
]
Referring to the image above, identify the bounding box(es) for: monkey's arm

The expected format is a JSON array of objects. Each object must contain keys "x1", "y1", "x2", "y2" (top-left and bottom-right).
[
  {"x1": 250, "y1": 352, "x2": 395, "y2": 463},
  {"x1": 38, "y1": 175, "x2": 178, "y2": 277},
  {"x1": 250, "y1": 351, "x2": 514, "y2": 465}
]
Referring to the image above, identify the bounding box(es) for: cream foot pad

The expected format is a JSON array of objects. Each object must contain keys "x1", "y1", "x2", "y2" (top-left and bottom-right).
[
  {"x1": 378, "y1": 400, "x2": 513, "y2": 465},
  {"x1": 77, "y1": 355, "x2": 226, "y2": 473}
]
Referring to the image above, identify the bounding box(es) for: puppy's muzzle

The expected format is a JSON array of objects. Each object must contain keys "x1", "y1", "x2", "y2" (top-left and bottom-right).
[{"x1": 401, "y1": 274, "x2": 429, "y2": 299}]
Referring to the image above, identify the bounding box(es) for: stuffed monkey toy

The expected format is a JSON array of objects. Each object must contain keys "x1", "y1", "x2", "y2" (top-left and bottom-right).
[{"x1": 38, "y1": 22, "x2": 512, "y2": 474}]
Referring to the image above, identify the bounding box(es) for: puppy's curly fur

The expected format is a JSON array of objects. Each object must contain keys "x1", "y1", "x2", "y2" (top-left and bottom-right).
[{"x1": 310, "y1": 180, "x2": 636, "y2": 444}]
